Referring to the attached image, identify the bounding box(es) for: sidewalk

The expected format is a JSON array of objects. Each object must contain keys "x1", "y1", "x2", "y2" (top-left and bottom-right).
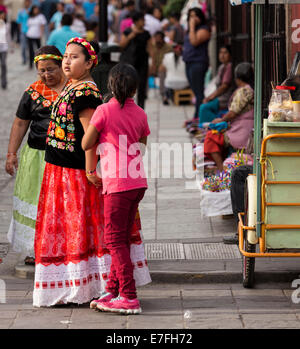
[
  {"x1": 1, "y1": 48, "x2": 300, "y2": 284},
  {"x1": 1, "y1": 48, "x2": 300, "y2": 329}
]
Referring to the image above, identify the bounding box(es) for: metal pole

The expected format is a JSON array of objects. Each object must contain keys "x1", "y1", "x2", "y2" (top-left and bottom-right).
[
  {"x1": 254, "y1": 4, "x2": 263, "y2": 237},
  {"x1": 99, "y1": 0, "x2": 108, "y2": 42}
]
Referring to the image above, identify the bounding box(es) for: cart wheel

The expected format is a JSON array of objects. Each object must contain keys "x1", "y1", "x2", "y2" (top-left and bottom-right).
[
  {"x1": 242, "y1": 180, "x2": 256, "y2": 288},
  {"x1": 242, "y1": 234, "x2": 256, "y2": 288}
]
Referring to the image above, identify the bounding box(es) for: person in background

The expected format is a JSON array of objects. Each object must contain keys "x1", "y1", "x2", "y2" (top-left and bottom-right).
[
  {"x1": 17, "y1": 0, "x2": 31, "y2": 65},
  {"x1": 86, "y1": 21, "x2": 98, "y2": 42},
  {"x1": 64, "y1": 0, "x2": 74, "y2": 14},
  {"x1": 6, "y1": 45, "x2": 66, "y2": 265},
  {"x1": 120, "y1": 12, "x2": 133, "y2": 35},
  {"x1": 83, "y1": 0, "x2": 96, "y2": 21},
  {"x1": 119, "y1": 11, "x2": 151, "y2": 109},
  {"x1": 144, "y1": 7, "x2": 167, "y2": 37},
  {"x1": 88, "y1": 3, "x2": 99, "y2": 23},
  {"x1": 0, "y1": 0, "x2": 7, "y2": 14},
  {"x1": 49, "y1": 1, "x2": 65, "y2": 31},
  {"x1": 198, "y1": 45, "x2": 234, "y2": 125},
  {"x1": 166, "y1": 12, "x2": 184, "y2": 45},
  {"x1": 204, "y1": 63, "x2": 254, "y2": 172},
  {"x1": 182, "y1": 7, "x2": 210, "y2": 119},
  {"x1": 117, "y1": 0, "x2": 135, "y2": 37},
  {"x1": 6, "y1": 0, "x2": 23, "y2": 44},
  {"x1": 71, "y1": 12, "x2": 87, "y2": 37},
  {"x1": 40, "y1": 0, "x2": 58, "y2": 39},
  {"x1": 47, "y1": 13, "x2": 81, "y2": 54},
  {"x1": 26, "y1": 5, "x2": 47, "y2": 69},
  {"x1": 0, "y1": 10, "x2": 9, "y2": 89},
  {"x1": 148, "y1": 31, "x2": 173, "y2": 105}
]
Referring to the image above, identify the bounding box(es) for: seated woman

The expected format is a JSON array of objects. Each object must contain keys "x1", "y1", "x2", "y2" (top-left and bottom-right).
[
  {"x1": 204, "y1": 62, "x2": 254, "y2": 172},
  {"x1": 199, "y1": 45, "x2": 234, "y2": 125}
]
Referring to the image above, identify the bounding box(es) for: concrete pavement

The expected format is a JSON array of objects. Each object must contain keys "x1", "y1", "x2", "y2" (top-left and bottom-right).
[{"x1": 1, "y1": 47, "x2": 300, "y2": 329}]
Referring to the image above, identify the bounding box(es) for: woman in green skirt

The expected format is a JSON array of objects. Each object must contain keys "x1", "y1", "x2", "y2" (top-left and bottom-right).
[{"x1": 5, "y1": 45, "x2": 67, "y2": 265}]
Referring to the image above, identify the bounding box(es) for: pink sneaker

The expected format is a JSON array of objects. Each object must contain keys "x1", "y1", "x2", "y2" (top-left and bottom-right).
[
  {"x1": 96, "y1": 296, "x2": 142, "y2": 314},
  {"x1": 90, "y1": 293, "x2": 117, "y2": 309}
]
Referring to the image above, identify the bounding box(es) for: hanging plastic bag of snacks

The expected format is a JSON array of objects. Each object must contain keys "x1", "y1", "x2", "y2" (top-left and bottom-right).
[{"x1": 268, "y1": 85, "x2": 295, "y2": 122}]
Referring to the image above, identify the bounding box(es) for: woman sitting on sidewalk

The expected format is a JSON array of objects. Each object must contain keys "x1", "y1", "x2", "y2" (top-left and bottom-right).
[
  {"x1": 198, "y1": 45, "x2": 234, "y2": 125},
  {"x1": 204, "y1": 62, "x2": 254, "y2": 172}
]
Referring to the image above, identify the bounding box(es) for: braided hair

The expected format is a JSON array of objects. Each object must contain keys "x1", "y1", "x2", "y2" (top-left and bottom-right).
[{"x1": 107, "y1": 63, "x2": 138, "y2": 108}]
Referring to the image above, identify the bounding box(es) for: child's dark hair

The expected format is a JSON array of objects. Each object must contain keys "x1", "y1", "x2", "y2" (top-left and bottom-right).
[
  {"x1": 34, "y1": 45, "x2": 63, "y2": 68},
  {"x1": 108, "y1": 63, "x2": 138, "y2": 108}
]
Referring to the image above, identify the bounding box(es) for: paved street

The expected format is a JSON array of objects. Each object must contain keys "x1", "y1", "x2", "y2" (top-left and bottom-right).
[{"x1": 1, "y1": 47, "x2": 300, "y2": 330}]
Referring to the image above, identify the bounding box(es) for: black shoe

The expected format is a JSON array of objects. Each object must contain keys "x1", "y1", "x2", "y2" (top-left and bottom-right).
[
  {"x1": 223, "y1": 233, "x2": 239, "y2": 245},
  {"x1": 163, "y1": 98, "x2": 169, "y2": 105}
]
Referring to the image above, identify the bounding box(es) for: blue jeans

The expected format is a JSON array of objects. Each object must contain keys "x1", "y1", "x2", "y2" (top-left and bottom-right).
[
  {"x1": 20, "y1": 32, "x2": 28, "y2": 64},
  {"x1": 185, "y1": 61, "x2": 208, "y2": 118},
  {"x1": 198, "y1": 98, "x2": 219, "y2": 125}
]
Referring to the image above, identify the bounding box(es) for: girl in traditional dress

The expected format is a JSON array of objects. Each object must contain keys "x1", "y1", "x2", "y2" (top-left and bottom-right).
[
  {"x1": 6, "y1": 46, "x2": 66, "y2": 265},
  {"x1": 33, "y1": 38, "x2": 151, "y2": 307},
  {"x1": 82, "y1": 63, "x2": 150, "y2": 315}
]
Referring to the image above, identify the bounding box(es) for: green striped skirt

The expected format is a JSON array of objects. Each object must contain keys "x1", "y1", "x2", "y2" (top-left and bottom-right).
[{"x1": 7, "y1": 143, "x2": 46, "y2": 257}]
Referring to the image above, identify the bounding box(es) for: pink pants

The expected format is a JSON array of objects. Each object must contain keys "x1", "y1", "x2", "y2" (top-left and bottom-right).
[{"x1": 103, "y1": 188, "x2": 146, "y2": 299}]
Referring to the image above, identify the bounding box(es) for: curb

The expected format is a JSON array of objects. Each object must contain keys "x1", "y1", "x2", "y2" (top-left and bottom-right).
[
  {"x1": 13, "y1": 263, "x2": 300, "y2": 285},
  {"x1": 149, "y1": 270, "x2": 300, "y2": 284}
]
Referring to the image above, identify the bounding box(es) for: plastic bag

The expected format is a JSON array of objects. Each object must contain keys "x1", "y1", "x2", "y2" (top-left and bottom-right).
[{"x1": 200, "y1": 188, "x2": 233, "y2": 217}]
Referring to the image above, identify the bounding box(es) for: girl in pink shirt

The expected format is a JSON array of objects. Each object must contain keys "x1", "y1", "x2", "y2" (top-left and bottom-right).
[{"x1": 82, "y1": 63, "x2": 150, "y2": 315}]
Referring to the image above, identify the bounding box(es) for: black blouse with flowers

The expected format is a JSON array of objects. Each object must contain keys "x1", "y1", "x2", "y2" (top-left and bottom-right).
[
  {"x1": 45, "y1": 81, "x2": 102, "y2": 169},
  {"x1": 16, "y1": 80, "x2": 58, "y2": 150}
]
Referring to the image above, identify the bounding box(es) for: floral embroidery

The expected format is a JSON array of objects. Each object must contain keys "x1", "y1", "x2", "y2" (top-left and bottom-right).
[
  {"x1": 59, "y1": 102, "x2": 67, "y2": 116},
  {"x1": 46, "y1": 82, "x2": 101, "y2": 153},
  {"x1": 26, "y1": 85, "x2": 57, "y2": 111},
  {"x1": 42, "y1": 100, "x2": 51, "y2": 108},
  {"x1": 55, "y1": 127, "x2": 65, "y2": 140},
  {"x1": 31, "y1": 91, "x2": 40, "y2": 100}
]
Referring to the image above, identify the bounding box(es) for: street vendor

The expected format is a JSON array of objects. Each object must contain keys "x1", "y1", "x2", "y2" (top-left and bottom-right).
[{"x1": 204, "y1": 62, "x2": 254, "y2": 171}]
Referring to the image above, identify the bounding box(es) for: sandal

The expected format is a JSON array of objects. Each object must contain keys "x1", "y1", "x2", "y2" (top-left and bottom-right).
[{"x1": 24, "y1": 256, "x2": 35, "y2": 265}]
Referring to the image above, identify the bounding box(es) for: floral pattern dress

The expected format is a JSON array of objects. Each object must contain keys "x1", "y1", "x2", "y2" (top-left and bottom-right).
[{"x1": 33, "y1": 82, "x2": 151, "y2": 307}]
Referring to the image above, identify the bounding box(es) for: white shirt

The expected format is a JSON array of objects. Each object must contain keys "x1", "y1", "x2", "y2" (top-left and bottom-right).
[
  {"x1": 0, "y1": 20, "x2": 9, "y2": 52},
  {"x1": 26, "y1": 14, "x2": 47, "y2": 39},
  {"x1": 144, "y1": 14, "x2": 162, "y2": 36},
  {"x1": 71, "y1": 18, "x2": 86, "y2": 37}
]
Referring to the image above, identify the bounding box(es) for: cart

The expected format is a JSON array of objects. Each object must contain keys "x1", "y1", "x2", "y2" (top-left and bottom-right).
[{"x1": 235, "y1": 0, "x2": 300, "y2": 287}]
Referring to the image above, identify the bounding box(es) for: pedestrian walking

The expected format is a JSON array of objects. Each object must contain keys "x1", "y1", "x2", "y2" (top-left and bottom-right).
[
  {"x1": 33, "y1": 38, "x2": 151, "y2": 307},
  {"x1": 182, "y1": 7, "x2": 210, "y2": 119},
  {"x1": 47, "y1": 13, "x2": 81, "y2": 54},
  {"x1": 16, "y1": 0, "x2": 31, "y2": 65},
  {"x1": 82, "y1": 63, "x2": 151, "y2": 315},
  {"x1": 119, "y1": 11, "x2": 151, "y2": 109},
  {"x1": 0, "y1": 10, "x2": 9, "y2": 89},
  {"x1": 26, "y1": 5, "x2": 47, "y2": 69},
  {"x1": 6, "y1": 46, "x2": 66, "y2": 265}
]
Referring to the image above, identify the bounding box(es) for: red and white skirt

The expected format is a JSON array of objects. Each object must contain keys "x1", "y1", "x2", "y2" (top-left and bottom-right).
[{"x1": 33, "y1": 163, "x2": 151, "y2": 307}]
